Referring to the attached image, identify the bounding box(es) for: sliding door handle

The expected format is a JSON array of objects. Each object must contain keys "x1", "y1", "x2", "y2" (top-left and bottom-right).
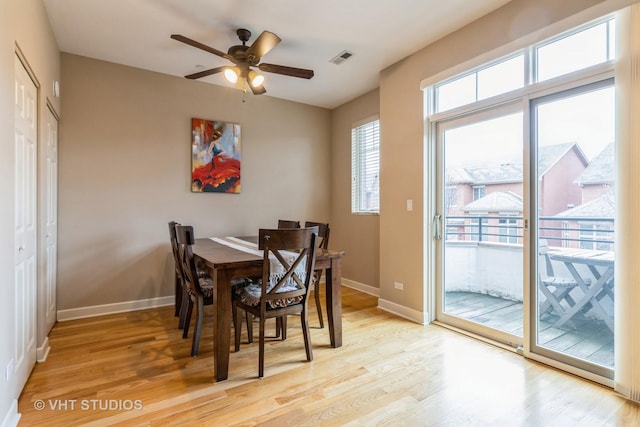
[{"x1": 433, "y1": 215, "x2": 442, "y2": 240}]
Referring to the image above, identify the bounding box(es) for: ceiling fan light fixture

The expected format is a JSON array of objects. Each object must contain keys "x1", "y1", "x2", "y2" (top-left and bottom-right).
[
  {"x1": 248, "y1": 70, "x2": 264, "y2": 88},
  {"x1": 224, "y1": 67, "x2": 239, "y2": 83}
]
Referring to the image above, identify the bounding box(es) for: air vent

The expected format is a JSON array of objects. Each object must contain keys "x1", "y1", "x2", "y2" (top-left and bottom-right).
[{"x1": 330, "y1": 50, "x2": 354, "y2": 65}]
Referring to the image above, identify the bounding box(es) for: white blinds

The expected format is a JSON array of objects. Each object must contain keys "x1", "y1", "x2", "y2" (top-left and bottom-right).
[{"x1": 351, "y1": 117, "x2": 380, "y2": 214}]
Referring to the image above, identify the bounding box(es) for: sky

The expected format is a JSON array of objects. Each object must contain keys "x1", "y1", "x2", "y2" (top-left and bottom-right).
[{"x1": 444, "y1": 85, "x2": 614, "y2": 167}]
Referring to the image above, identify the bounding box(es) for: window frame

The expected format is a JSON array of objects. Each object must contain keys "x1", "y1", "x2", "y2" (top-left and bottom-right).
[
  {"x1": 430, "y1": 16, "x2": 616, "y2": 116},
  {"x1": 351, "y1": 115, "x2": 380, "y2": 215}
]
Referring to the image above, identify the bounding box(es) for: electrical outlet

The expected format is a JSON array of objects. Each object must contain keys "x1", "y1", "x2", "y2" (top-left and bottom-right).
[{"x1": 394, "y1": 281, "x2": 404, "y2": 290}]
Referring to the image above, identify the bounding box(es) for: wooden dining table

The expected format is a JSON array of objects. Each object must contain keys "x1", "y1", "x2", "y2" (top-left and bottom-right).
[{"x1": 192, "y1": 236, "x2": 345, "y2": 381}]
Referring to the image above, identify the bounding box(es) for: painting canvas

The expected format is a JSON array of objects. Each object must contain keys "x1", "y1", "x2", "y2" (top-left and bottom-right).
[{"x1": 191, "y1": 118, "x2": 241, "y2": 193}]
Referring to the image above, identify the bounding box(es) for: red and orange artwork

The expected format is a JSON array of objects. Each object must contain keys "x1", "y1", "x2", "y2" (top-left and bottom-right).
[{"x1": 191, "y1": 118, "x2": 241, "y2": 193}]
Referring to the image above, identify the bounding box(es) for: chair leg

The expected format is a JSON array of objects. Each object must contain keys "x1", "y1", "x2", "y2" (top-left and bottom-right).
[
  {"x1": 191, "y1": 296, "x2": 204, "y2": 357},
  {"x1": 246, "y1": 311, "x2": 253, "y2": 343},
  {"x1": 301, "y1": 308, "x2": 313, "y2": 362},
  {"x1": 182, "y1": 298, "x2": 194, "y2": 339},
  {"x1": 259, "y1": 316, "x2": 266, "y2": 378},
  {"x1": 233, "y1": 302, "x2": 243, "y2": 352},
  {"x1": 314, "y1": 271, "x2": 324, "y2": 328},
  {"x1": 281, "y1": 316, "x2": 288, "y2": 340},
  {"x1": 178, "y1": 287, "x2": 189, "y2": 329},
  {"x1": 275, "y1": 318, "x2": 281, "y2": 338},
  {"x1": 174, "y1": 275, "x2": 182, "y2": 317}
]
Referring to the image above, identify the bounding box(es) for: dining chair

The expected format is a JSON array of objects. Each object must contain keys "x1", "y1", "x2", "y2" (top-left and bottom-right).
[
  {"x1": 271, "y1": 219, "x2": 301, "y2": 335},
  {"x1": 175, "y1": 225, "x2": 251, "y2": 356},
  {"x1": 232, "y1": 227, "x2": 318, "y2": 378},
  {"x1": 538, "y1": 239, "x2": 588, "y2": 322},
  {"x1": 168, "y1": 221, "x2": 189, "y2": 329},
  {"x1": 304, "y1": 221, "x2": 330, "y2": 328},
  {"x1": 277, "y1": 219, "x2": 301, "y2": 229},
  {"x1": 175, "y1": 225, "x2": 215, "y2": 356}
]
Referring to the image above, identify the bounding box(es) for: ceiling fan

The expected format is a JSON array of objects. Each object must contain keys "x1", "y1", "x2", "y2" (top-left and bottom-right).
[{"x1": 171, "y1": 28, "x2": 314, "y2": 95}]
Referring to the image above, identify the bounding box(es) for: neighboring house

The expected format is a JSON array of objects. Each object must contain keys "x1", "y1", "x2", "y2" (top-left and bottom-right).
[
  {"x1": 460, "y1": 191, "x2": 523, "y2": 243},
  {"x1": 574, "y1": 143, "x2": 615, "y2": 203},
  {"x1": 554, "y1": 144, "x2": 616, "y2": 250},
  {"x1": 446, "y1": 143, "x2": 590, "y2": 243},
  {"x1": 447, "y1": 142, "x2": 588, "y2": 217},
  {"x1": 554, "y1": 192, "x2": 615, "y2": 250},
  {"x1": 537, "y1": 143, "x2": 590, "y2": 217}
]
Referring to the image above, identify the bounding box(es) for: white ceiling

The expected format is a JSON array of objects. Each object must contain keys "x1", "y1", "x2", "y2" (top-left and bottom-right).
[{"x1": 43, "y1": 0, "x2": 513, "y2": 109}]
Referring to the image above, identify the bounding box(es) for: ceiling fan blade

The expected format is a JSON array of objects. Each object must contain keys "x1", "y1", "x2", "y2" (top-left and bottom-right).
[
  {"x1": 258, "y1": 63, "x2": 314, "y2": 79},
  {"x1": 171, "y1": 34, "x2": 234, "y2": 61},
  {"x1": 246, "y1": 31, "x2": 281, "y2": 62},
  {"x1": 184, "y1": 66, "x2": 227, "y2": 80}
]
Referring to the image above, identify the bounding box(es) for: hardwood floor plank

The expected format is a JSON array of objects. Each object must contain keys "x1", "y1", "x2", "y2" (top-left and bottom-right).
[{"x1": 17, "y1": 288, "x2": 639, "y2": 426}]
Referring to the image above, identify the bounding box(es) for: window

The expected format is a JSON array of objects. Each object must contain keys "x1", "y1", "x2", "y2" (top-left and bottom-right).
[
  {"x1": 445, "y1": 185, "x2": 458, "y2": 209},
  {"x1": 429, "y1": 12, "x2": 617, "y2": 379},
  {"x1": 536, "y1": 20, "x2": 615, "y2": 81},
  {"x1": 436, "y1": 54, "x2": 525, "y2": 112},
  {"x1": 579, "y1": 222, "x2": 613, "y2": 251},
  {"x1": 432, "y1": 17, "x2": 615, "y2": 114},
  {"x1": 351, "y1": 117, "x2": 380, "y2": 214},
  {"x1": 499, "y1": 217, "x2": 518, "y2": 244}
]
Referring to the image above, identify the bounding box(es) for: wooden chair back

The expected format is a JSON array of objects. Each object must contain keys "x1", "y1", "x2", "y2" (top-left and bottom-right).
[
  {"x1": 169, "y1": 221, "x2": 185, "y2": 318},
  {"x1": 168, "y1": 221, "x2": 182, "y2": 277},
  {"x1": 175, "y1": 225, "x2": 205, "y2": 298},
  {"x1": 257, "y1": 227, "x2": 317, "y2": 312},
  {"x1": 304, "y1": 221, "x2": 330, "y2": 250},
  {"x1": 277, "y1": 219, "x2": 301, "y2": 229}
]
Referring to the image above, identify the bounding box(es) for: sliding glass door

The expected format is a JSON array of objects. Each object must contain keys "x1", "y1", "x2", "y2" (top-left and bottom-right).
[
  {"x1": 531, "y1": 80, "x2": 615, "y2": 377},
  {"x1": 435, "y1": 104, "x2": 524, "y2": 347}
]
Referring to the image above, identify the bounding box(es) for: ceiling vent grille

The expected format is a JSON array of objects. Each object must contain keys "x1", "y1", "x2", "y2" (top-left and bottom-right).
[{"x1": 330, "y1": 50, "x2": 354, "y2": 65}]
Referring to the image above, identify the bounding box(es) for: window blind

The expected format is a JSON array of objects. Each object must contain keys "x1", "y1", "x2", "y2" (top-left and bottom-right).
[{"x1": 351, "y1": 118, "x2": 380, "y2": 214}]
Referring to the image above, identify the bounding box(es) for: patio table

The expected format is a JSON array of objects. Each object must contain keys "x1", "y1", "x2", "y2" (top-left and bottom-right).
[{"x1": 547, "y1": 248, "x2": 614, "y2": 332}]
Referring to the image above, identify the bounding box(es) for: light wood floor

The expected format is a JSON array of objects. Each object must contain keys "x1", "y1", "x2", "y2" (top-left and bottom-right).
[{"x1": 18, "y1": 287, "x2": 639, "y2": 426}]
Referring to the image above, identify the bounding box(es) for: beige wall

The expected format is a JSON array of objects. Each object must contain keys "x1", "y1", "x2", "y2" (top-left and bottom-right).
[
  {"x1": 330, "y1": 89, "x2": 380, "y2": 290},
  {"x1": 58, "y1": 54, "x2": 331, "y2": 310},
  {"x1": 2, "y1": 0, "x2": 61, "y2": 420},
  {"x1": 376, "y1": 0, "x2": 635, "y2": 316}
]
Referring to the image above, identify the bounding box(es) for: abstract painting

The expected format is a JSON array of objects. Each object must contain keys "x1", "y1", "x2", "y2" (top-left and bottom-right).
[{"x1": 191, "y1": 118, "x2": 241, "y2": 193}]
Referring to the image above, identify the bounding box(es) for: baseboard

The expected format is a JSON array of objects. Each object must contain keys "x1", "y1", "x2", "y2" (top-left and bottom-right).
[
  {"x1": 341, "y1": 278, "x2": 380, "y2": 297},
  {"x1": 342, "y1": 279, "x2": 425, "y2": 324},
  {"x1": 36, "y1": 336, "x2": 50, "y2": 363},
  {"x1": 55, "y1": 281, "x2": 392, "y2": 323},
  {"x1": 378, "y1": 298, "x2": 428, "y2": 325},
  {"x1": 1, "y1": 399, "x2": 20, "y2": 427},
  {"x1": 57, "y1": 296, "x2": 174, "y2": 321}
]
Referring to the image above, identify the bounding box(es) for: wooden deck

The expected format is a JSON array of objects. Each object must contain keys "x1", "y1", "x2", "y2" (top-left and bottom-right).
[{"x1": 445, "y1": 291, "x2": 614, "y2": 367}]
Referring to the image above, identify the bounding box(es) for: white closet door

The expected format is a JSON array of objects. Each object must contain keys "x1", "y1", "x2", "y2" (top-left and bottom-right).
[
  {"x1": 41, "y1": 105, "x2": 58, "y2": 346},
  {"x1": 13, "y1": 54, "x2": 37, "y2": 395}
]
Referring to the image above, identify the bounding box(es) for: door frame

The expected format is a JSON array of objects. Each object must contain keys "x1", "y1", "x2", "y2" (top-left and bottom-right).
[
  {"x1": 37, "y1": 100, "x2": 59, "y2": 362},
  {"x1": 525, "y1": 78, "x2": 615, "y2": 381},
  {"x1": 433, "y1": 101, "x2": 525, "y2": 349}
]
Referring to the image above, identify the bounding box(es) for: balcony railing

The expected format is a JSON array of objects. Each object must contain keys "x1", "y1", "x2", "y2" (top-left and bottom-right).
[{"x1": 445, "y1": 215, "x2": 614, "y2": 249}]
